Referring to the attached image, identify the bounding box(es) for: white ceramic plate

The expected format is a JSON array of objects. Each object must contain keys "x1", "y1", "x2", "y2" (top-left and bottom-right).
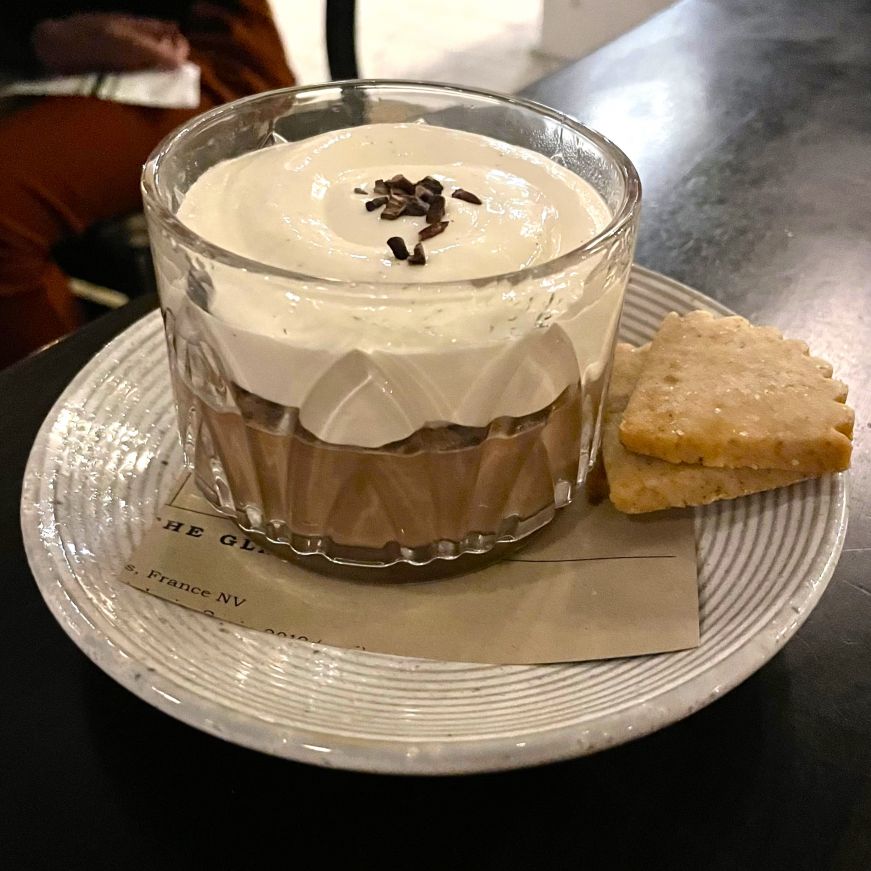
[{"x1": 21, "y1": 266, "x2": 848, "y2": 774}]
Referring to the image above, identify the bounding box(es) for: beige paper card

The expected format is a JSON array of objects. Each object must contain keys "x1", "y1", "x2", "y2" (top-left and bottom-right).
[{"x1": 120, "y1": 474, "x2": 699, "y2": 664}]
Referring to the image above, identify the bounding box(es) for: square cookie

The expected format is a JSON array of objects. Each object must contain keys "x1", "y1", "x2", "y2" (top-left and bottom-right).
[
  {"x1": 618, "y1": 311, "x2": 853, "y2": 474},
  {"x1": 603, "y1": 344, "x2": 807, "y2": 513}
]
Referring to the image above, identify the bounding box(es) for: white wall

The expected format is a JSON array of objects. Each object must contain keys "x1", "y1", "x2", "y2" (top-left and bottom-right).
[
  {"x1": 269, "y1": 0, "x2": 563, "y2": 93},
  {"x1": 269, "y1": 1, "x2": 675, "y2": 92},
  {"x1": 540, "y1": 0, "x2": 676, "y2": 60}
]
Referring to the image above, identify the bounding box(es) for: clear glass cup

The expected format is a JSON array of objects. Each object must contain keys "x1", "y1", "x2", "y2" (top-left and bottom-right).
[{"x1": 142, "y1": 81, "x2": 641, "y2": 573}]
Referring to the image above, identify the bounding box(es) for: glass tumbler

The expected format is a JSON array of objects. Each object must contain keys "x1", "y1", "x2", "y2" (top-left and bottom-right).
[{"x1": 142, "y1": 81, "x2": 641, "y2": 571}]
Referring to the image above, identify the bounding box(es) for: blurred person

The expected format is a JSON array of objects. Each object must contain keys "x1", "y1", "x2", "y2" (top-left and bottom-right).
[{"x1": 0, "y1": 3, "x2": 295, "y2": 368}]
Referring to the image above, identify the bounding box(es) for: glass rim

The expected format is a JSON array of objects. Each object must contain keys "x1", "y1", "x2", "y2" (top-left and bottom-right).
[{"x1": 141, "y1": 79, "x2": 642, "y2": 296}]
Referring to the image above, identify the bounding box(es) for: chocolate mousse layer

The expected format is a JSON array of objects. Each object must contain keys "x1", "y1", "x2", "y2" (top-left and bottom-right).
[{"x1": 172, "y1": 372, "x2": 583, "y2": 565}]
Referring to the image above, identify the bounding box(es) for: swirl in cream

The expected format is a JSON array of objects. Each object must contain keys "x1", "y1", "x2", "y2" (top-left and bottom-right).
[{"x1": 178, "y1": 123, "x2": 610, "y2": 283}]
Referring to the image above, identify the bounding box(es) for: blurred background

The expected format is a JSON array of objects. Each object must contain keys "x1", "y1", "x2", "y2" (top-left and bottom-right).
[{"x1": 0, "y1": 0, "x2": 673, "y2": 369}]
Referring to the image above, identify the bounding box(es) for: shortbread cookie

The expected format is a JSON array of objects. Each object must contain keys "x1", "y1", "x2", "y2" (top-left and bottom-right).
[
  {"x1": 604, "y1": 344, "x2": 807, "y2": 513},
  {"x1": 619, "y1": 311, "x2": 853, "y2": 474}
]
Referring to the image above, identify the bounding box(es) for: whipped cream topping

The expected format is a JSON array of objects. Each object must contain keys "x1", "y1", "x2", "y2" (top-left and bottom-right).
[
  {"x1": 165, "y1": 123, "x2": 622, "y2": 447},
  {"x1": 177, "y1": 122, "x2": 610, "y2": 282}
]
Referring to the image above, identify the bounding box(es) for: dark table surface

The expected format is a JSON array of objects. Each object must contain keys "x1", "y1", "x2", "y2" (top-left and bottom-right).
[{"x1": 3, "y1": 0, "x2": 870, "y2": 867}]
